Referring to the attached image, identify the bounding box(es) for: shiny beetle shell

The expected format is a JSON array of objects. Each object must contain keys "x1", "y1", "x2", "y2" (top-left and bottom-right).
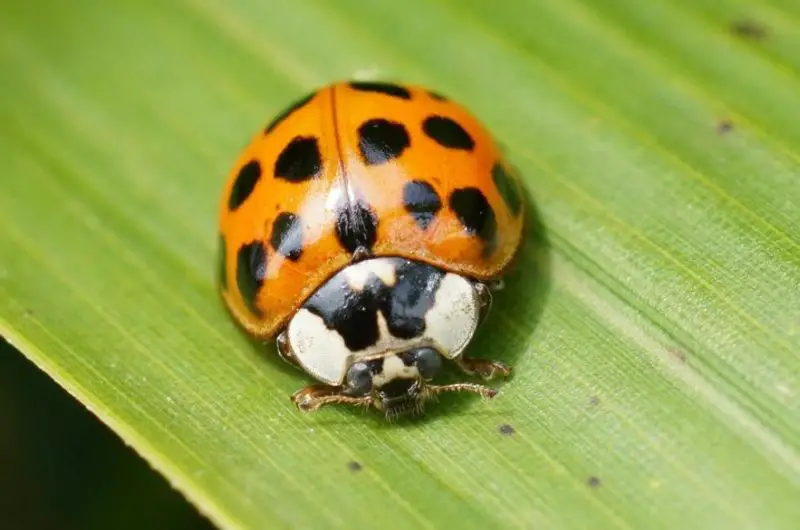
[{"x1": 218, "y1": 81, "x2": 524, "y2": 339}]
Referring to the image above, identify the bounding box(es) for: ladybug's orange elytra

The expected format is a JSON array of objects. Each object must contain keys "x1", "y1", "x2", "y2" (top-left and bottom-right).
[{"x1": 217, "y1": 81, "x2": 524, "y2": 418}]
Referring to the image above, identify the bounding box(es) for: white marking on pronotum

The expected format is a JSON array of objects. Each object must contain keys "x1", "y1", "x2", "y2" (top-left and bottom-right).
[
  {"x1": 286, "y1": 259, "x2": 481, "y2": 385},
  {"x1": 287, "y1": 309, "x2": 353, "y2": 385},
  {"x1": 424, "y1": 273, "x2": 481, "y2": 359},
  {"x1": 344, "y1": 259, "x2": 397, "y2": 291}
]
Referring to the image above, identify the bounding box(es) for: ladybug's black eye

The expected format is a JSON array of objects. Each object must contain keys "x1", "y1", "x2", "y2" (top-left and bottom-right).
[
  {"x1": 412, "y1": 347, "x2": 442, "y2": 379},
  {"x1": 345, "y1": 362, "x2": 373, "y2": 396}
]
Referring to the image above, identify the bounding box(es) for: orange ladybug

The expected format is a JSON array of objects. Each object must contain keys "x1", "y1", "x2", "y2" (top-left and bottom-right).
[{"x1": 218, "y1": 81, "x2": 524, "y2": 418}]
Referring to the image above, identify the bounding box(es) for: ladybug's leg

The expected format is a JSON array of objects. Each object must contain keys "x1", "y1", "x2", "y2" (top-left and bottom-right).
[
  {"x1": 466, "y1": 280, "x2": 510, "y2": 378},
  {"x1": 455, "y1": 356, "x2": 512, "y2": 381},
  {"x1": 426, "y1": 382, "x2": 498, "y2": 400},
  {"x1": 486, "y1": 278, "x2": 505, "y2": 291},
  {"x1": 291, "y1": 385, "x2": 372, "y2": 412},
  {"x1": 474, "y1": 282, "x2": 493, "y2": 325},
  {"x1": 474, "y1": 278, "x2": 504, "y2": 325},
  {"x1": 276, "y1": 331, "x2": 301, "y2": 367}
]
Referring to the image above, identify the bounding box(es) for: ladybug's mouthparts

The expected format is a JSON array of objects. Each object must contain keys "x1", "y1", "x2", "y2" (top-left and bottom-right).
[
  {"x1": 378, "y1": 378, "x2": 425, "y2": 419},
  {"x1": 383, "y1": 398, "x2": 425, "y2": 420}
]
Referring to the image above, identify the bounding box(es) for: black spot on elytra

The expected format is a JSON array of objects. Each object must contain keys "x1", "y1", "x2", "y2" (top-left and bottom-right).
[
  {"x1": 492, "y1": 163, "x2": 521, "y2": 216},
  {"x1": 349, "y1": 81, "x2": 411, "y2": 100},
  {"x1": 449, "y1": 187, "x2": 497, "y2": 246},
  {"x1": 403, "y1": 180, "x2": 442, "y2": 230},
  {"x1": 347, "y1": 461, "x2": 363, "y2": 472},
  {"x1": 423, "y1": 115, "x2": 474, "y2": 151},
  {"x1": 499, "y1": 424, "x2": 515, "y2": 436},
  {"x1": 587, "y1": 476, "x2": 602, "y2": 488},
  {"x1": 428, "y1": 91, "x2": 447, "y2": 101},
  {"x1": 270, "y1": 212, "x2": 303, "y2": 261},
  {"x1": 358, "y1": 118, "x2": 410, "y2": 165},
  {"x1": 218, "y1": 234, "x2": 227, "y2": 289},
  {"x1": 303, "y1": 258, "x2": 444, "y2": 351},
  {"x1": 274, "y1": 136, "x2": 322, "y2": 182},
  {"x1": 264, "y1": 91, "x2": 316, "y2": 134},
  {"x1": 236, "y1": 241, "x2": 267, "y2": 315},
  {"x1": 335, "y1": 200, "x2": 379, "y2": 254},
  {"x1": 228, "y1": 160, "x2": 261, "y2": 211},
  {"x1": 731, "y1": 20, "x2": 767, "y2": 40}
]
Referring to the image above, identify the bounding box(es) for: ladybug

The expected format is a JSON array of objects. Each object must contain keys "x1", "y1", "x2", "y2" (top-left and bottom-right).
[{"x1": 218, "y1": 81, "x2": 524, "y2": 418}]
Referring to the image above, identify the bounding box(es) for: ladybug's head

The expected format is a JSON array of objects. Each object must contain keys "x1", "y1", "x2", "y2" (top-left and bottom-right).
[
  {"x1": 342, "y1": 347, "x2": 443, "y2": 418},
  {"x1": 286, "y1": 257, "x2": 503, "y2": 418}
]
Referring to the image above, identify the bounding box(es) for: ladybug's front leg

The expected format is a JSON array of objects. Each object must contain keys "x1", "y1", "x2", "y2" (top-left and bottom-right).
[
  {"x1": 291, "y1": 385, "x2": 372, "y2": 412},
  {"x1": 276, "y1": 331, "x2": 300, "y2": 366},
  {"x1": 455, "y1": 356, "x2": 512, "y2": 381}
]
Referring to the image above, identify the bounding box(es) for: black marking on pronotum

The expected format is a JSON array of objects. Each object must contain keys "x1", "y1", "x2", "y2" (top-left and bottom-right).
[
  {"x1": 422, "y1": 115, "x2": 475, "y2": 151},
  {"x1": 403, "y1": 180, "x2": 442, "y2": 230},
  {"x1": 357, "y1": 118, "x2": 410, "y2": 165},
  {"x1": 334, "y1": 199, "x2": 379, "y2": 254},
  {"x1": 228, "y1": 159, "x2": 261, "y2": 211},
  {"x1": 302, "y1": 258, "x2": 445, "y2": 351},
  {"x1": 491, "y1": 163, "x2": 521, "y2": 216},
  {"x1": 270, "y1": 212, "x2": 304, "y2": 261},
  {"x1": 236, "y1": 241, "x2": 267, "y2": 315},
  {"x1": 264, "y1": 91, "x2": 316, "y2": 134},
  {"x1": 349, "y1": 81, "x2": 412, "y2": 100},
  {"x1": 274, "y1": 136, "x2": 322, "y2": 182}
]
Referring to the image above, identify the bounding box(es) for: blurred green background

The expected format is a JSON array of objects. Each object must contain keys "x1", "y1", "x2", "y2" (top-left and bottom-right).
[{"x1": 1, "y1": 339, "x2": 211, "y2": 530}]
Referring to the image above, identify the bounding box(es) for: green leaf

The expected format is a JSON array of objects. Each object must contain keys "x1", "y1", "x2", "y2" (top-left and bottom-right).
[{"x1": 2, "y1": 0, "x2": 799, "y2": 528}]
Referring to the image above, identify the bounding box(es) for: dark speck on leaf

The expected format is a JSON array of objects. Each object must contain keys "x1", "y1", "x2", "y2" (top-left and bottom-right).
[
  {"x1": 669, "y1": 347, "x2": 687, "y2": 363},
  {"x1": 717, "y1": 120, "x2": 734, "y2": 135},
  {"x1": 587, "y1": 476, "x2": 602, "y2": 488},
  {"x1": 589, "y1": 396, "x2": 600, "y2": 406},
  {"x1": 498, "y1": 424, "x2": 515, "y2": 436},
  {"x1": 347, "y1": 461, "x2": 363, "y2": 472},
  {"x1": 730, "y1": 20, "x2": 767, "y2": 40}
]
